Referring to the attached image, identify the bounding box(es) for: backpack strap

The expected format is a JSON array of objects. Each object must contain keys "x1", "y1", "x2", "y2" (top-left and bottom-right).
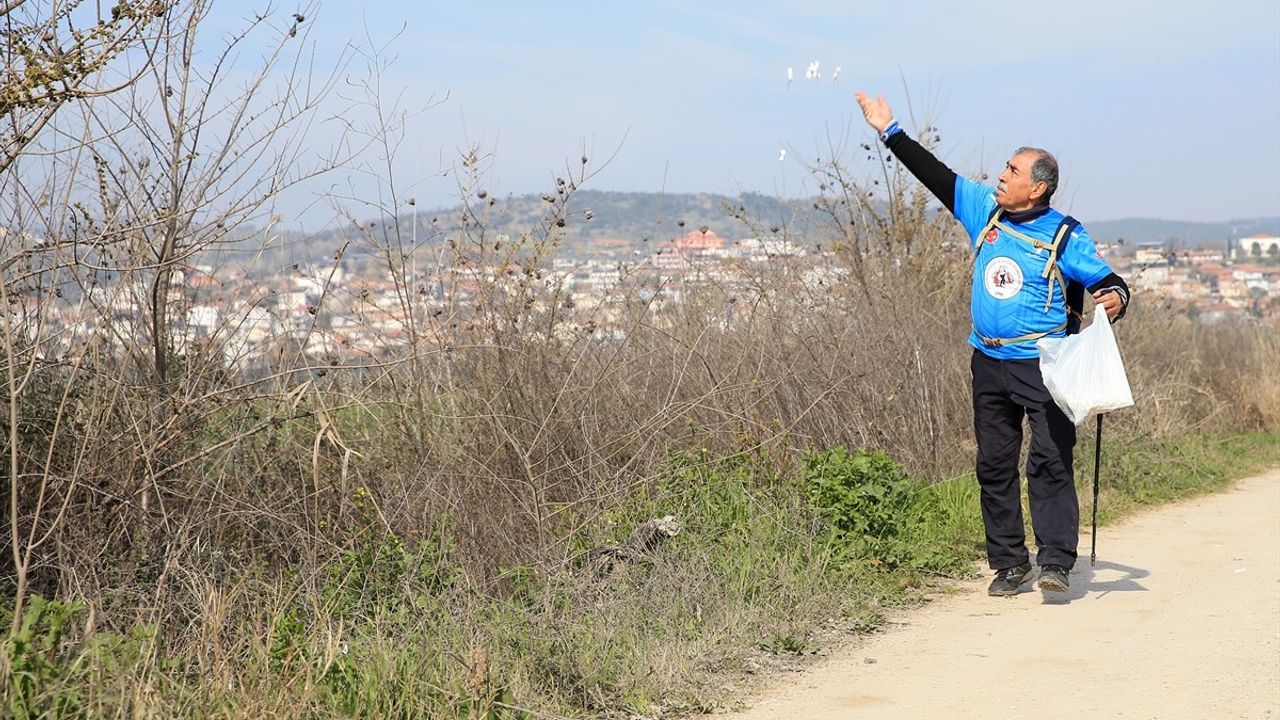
[
  {"x1": 1052, "y1": 216, "x2": 1085, "y2": 334},
  {"x1": 996, "y1": 214, "x2": 1080, "y2": 317},
  {"x1": 973, "y1": 207, "x2": 1003, "y2": 251},
  {"x1": 970, "y1": 211, "x2": 1086, "y2": 347},
  {"x1": 974, "y1": 320, "x2": 1069, "y2": 348}
]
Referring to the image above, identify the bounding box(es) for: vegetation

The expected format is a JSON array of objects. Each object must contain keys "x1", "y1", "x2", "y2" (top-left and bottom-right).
[
  {"x1": 0, "y1": 434, "x2": 1274, "y2": 718},
  {"x1": 1, "y1": 3, "x2": 1278, "y2": 718}
]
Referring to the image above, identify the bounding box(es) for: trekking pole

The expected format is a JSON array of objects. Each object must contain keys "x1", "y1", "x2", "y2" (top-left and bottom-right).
[{"x1": 1091, "y1": 413, "x2": 1104, "y2": 566}]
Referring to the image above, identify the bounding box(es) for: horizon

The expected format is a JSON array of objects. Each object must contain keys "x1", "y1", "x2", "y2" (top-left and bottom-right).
[
  {"x1": 296, "y1": 188, "x2": 1280, "y2": 229},
  {"x1": 243, "y1": 191, "x2": 1279, "y2": 265}
]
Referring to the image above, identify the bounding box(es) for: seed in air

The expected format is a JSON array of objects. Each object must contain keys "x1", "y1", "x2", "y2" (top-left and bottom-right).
[{"x1": 779, "y1": 149, "x2": 786, "y2": 162}]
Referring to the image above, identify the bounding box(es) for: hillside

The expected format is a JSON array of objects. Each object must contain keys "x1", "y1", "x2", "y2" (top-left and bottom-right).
[
  {"x1": 1087, "y1": 216, "x2": 1279, "y2": 249},
  {"x1": 225, "y1": 191, "x2": 1279, "y2": 265}
]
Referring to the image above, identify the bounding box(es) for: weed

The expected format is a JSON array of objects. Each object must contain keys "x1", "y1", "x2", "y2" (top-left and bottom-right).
[
  {"x1": 803, "y1": 447, "x2": 931, "y2": 570},
  {"x1": 2, "y1": 597, "x2": 153, "y2": 720}
]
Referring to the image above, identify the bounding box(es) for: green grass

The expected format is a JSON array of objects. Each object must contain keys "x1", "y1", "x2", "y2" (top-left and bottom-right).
[
  {"x1": 3, "y1": 431, "x2": 1276, "y2": 718},
  {"x1": 1081, "y1": 430, "x2": 1280, "y2": 524}
]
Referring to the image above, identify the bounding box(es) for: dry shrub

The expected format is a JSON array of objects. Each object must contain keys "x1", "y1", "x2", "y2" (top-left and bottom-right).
[
  {"x1": 1120, "y1": 303, "x2": 1280, "y2": 435},
  {"x1": 2, "y1": 131, "x2": 1276, "y2": 652}
]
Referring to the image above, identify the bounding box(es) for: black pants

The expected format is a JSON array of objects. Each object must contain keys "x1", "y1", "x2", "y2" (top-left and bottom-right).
[{"x1": 971, "y1": 349, "x2": 1078, "y2": 570}]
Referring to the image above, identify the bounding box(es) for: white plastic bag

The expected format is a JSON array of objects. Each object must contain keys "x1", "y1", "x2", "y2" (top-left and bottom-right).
[{"x1": 1036, "y1": 314, "x2": 1134, "y2": 425}]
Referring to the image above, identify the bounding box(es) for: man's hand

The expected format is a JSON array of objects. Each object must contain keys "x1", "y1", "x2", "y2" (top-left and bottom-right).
[
  {"x1": 854, "y1": 91, "x2": 893, "y2": 133},
  {"x1": 1093, "y1": 288, "x2": 1124, "y2": 321}
]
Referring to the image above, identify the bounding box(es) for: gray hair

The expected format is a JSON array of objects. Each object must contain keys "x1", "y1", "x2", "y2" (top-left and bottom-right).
[{"x1": 1015, "y1": 146, "x2": 1058, "y2": 203}]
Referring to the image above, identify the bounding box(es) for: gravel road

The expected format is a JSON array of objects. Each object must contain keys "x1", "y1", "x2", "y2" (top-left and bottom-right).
[{"x1": 720, "y1": 469, "x2": 1280, "y2": 720}]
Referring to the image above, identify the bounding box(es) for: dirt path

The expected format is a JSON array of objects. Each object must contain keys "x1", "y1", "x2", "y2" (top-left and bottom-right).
[{"x1": 720, "y1": 469, "x2": 1280, "y2": 720}]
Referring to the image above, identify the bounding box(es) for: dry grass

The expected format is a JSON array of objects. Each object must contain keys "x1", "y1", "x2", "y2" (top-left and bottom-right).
[{"x1": 2, "y1": 139, "x2": 1277, "y2": 717}]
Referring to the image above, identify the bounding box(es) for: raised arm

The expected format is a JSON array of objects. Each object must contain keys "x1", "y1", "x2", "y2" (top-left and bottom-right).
[{"x1": 855, "y1": 91, "x2": 960, "y2": 214}]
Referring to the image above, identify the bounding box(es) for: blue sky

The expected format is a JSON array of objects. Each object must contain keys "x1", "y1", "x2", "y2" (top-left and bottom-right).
[{"x1": 222, "y1": 1, "x2": 1279, "y2": 224}]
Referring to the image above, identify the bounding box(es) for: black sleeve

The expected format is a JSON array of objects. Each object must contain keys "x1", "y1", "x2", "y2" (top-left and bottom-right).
[
  {"x1": 884, "y1": 131, "x2": 958, "y2": 213},
  {"x1": 1088, "y1": 272, "x2": 1131, "y2": 321}
]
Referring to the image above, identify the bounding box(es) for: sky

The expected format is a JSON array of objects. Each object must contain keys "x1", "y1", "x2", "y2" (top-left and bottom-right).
[{"x1": 210, "y1": 0, "x2": 1280, "y2": 225}]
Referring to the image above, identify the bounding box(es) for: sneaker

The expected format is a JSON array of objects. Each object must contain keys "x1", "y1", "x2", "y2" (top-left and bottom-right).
[
  {"x1": 987, "y1": 561, "x2": 1033, "y2": 597},
  {"x1": 1037, "y1": 564, "x2": 1070, "y2": 593}
]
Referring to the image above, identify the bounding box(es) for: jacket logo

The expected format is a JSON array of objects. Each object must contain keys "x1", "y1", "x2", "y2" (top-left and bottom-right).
[
  {"x1": 983, "y1": 257, "x2": 1024, "y2": 300},
  {"x1": 985, "y1": 228, "x2": 999, "y2": 244}
]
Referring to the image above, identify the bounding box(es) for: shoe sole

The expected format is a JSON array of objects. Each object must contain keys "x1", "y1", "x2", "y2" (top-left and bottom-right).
[{"x1": 1037, "y1": 574, "x2": 1069, "y2": 593}]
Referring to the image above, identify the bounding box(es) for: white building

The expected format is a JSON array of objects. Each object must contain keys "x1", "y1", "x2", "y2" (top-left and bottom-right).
[{"x1": 1235, "y1": 235, "x2": 1280, "y2": 260}]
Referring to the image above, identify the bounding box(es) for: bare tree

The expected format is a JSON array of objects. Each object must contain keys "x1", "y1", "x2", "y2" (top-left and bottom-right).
[
  {"x1": 82, "y1": 1, "x2": 351, "y2": 387},
  {"x1": 1, "y1": 0, "x2": 172, "y2": 175},
  {"x1": 0, "y1": 0, "x2": 354, "y2": 640}
]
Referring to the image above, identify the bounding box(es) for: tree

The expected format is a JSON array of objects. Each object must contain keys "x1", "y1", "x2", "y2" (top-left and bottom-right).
[
  {"x1": 78, "y1": 1, "x2": 347, "y2": 387},
  {"x1": 1, "y1": 0, "x2": 352, "y2": 641},
  {"x1": 2, "y1": 0, "x2": 172, "y2": 175}
]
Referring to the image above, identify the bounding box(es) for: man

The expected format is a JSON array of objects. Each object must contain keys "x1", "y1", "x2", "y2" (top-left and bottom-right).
[{"x1": 854, "y1": 91, "x2": 1130, "y2": 596}]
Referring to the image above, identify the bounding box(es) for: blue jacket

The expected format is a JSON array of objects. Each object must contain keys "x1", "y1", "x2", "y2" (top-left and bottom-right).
[{"x1": 953, "y1": 177, "x2": 1115, "y2": 360}]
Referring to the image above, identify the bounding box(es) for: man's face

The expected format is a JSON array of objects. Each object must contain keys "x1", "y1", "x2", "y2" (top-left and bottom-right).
[{"x1": 995, "y1": 151, "x2": 1045, "y2": 211}]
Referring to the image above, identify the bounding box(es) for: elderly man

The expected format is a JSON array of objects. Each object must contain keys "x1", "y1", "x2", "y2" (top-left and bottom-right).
[{"x1": 854, "y1": 91, "x2": 1130, "y2": 596}]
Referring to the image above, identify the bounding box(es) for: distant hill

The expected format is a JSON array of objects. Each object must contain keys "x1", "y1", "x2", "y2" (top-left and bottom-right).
[
  {"x1": 1082, "y1": 217, "x2": 1279, "y2": 249},
  {"x1": 220, "y1": 191, "x2": 1278, "y2": 265},
  {"x1": 224, "y1": 190, "x2": 826, "y2": 265},
  {"x1": 408, "y1": 189, "x2": 822, "y2": 249}
]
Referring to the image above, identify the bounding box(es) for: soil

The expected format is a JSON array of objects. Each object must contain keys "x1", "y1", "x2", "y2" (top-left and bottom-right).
[{"x1": 717, "y1": 468, "x2": 1280, "y2": 720}]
